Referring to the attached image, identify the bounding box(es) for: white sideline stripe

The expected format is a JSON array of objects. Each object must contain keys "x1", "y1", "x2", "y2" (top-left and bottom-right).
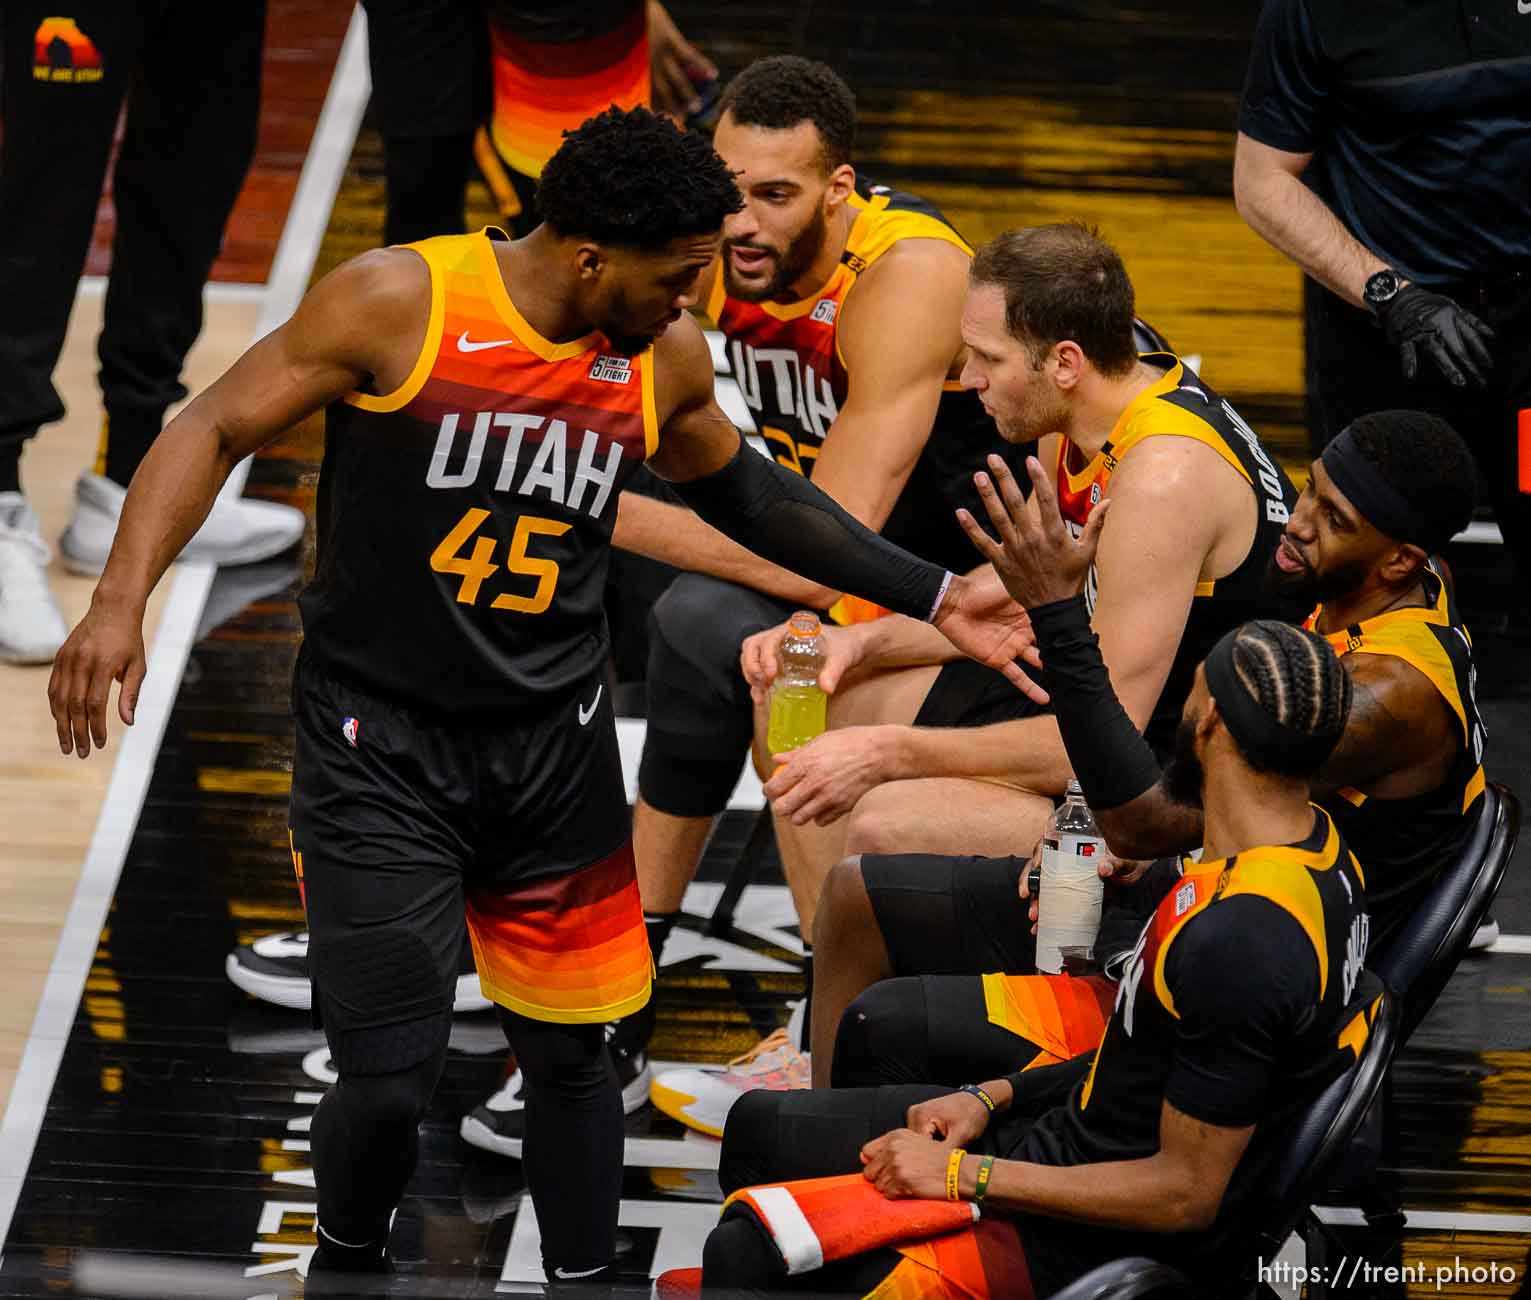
[
  {"x1": 1454, "y1": 520, "x2": 1504, "y2": 546},
  {"x1": 746, "y1": 1186, "x2": 825, "y2": 1275},
  {"x1": 1487, "y1": 933, "x2": 1531, "y2": 954},
  {"x1": 1315, "y1": 1207, "x2": 1531, "y2": 1233},
  {"x1": 0, "y1": 4, "x2": 372, "y2": 1252}
]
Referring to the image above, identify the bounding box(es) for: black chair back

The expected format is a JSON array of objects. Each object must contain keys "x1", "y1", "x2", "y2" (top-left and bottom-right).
[
  {"x1": 1370, "y1": 782, "x2": 1520, "y2": 1042},
  {"x1": 1198, "y1": 988, "x2": 1399, "y2": 1275}
]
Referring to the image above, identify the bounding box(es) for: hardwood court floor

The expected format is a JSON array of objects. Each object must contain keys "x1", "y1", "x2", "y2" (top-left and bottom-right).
[{"x1": 2, "y1": 2, "x2": 1529, "y2": 1296}]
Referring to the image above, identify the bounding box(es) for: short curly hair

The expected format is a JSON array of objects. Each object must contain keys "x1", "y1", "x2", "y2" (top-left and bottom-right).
[
  {"x1": 717, "y1": 55, "x2": 857, "y2": 171},
  {"x1": 537, "y1": 106, "x2": 743, "y2": 249},
  {"x1": 1345, "y1": 410, "x2": 1476, "y2": 547}
]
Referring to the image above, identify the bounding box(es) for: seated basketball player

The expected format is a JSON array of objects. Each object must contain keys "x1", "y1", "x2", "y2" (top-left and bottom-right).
[
  {"x1": 649, "y1": 224, "x2": 1299, "y2": 1125},
  {"x1": 699, "y1": 619, "x2": 1378, "y2": 1298},
  {"x1": 47, "y1": 108, "x2": 1035, "y2": 1288},
  {"x1": 818, "y1": 410, "x2": 1483, "y2": 1096},
  {"x1": 605, "y1": 54, "x2": 1032, "y2": 1089}
]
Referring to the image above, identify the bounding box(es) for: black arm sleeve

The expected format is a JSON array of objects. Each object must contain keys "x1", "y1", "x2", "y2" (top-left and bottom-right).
[
  {"x1": 1028, "y1": 596, "x2": 1162, "y2": 810},
  {"x1": 1238, "y1": 0, "x2": 1328, "y2": 152},
  {"x1": 1163, "y1": 897, "x2": 1318, "y2": 1127},
  {"x1": 669, "y1": 439, "x2": 951, "y2": 622}
]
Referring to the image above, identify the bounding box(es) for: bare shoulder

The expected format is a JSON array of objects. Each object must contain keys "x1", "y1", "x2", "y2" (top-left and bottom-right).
[
  {"x1": 1346, "y1": 650, "x2": 1453, "y2": 729},
  {"x1": 294, "y1": 246, "x2": 431, "y2": 375},
  {"x1": 1106, "y1": 430, "x2": 1243, "y2": 513},
  {"x1": 650, "y1": 310, "x2": 717, "y2": 422},
  {"x1": 839, "y1": 237, "x2": 969, "y2": 368}
]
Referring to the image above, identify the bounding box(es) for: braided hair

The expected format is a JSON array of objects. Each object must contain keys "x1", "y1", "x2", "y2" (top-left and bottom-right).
[{"x1": 1227, "y1": 620, "x2": 1351, "y2": 775}]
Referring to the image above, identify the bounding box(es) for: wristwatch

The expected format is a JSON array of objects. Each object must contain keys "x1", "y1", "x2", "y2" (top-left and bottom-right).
[{"x1": 1363, "y1": 268, "x2": 1405, "y2": 315}]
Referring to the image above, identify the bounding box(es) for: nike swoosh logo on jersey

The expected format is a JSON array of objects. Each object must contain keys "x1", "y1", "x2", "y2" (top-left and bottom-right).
[
  {"x1": 456, "y1": 331, "x2": 517, "y2": 352},
  {"x1": 577, "y1": 684, "x2": 603, "y2": 726}
]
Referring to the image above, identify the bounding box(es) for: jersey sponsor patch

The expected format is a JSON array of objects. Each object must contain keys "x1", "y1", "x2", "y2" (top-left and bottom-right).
[
  {"x1": 1174, "y1": 880, "x2": 1197, "y2": 916},
  {"x1": 811, "y1": 298, "x2": 838, "y2": 324},
  {"x1": 341, "y1": 716, "x2": 360, "y2": 748},
  {"x1": 588, "y1": 355, "x2": 632, "y2": 385}
]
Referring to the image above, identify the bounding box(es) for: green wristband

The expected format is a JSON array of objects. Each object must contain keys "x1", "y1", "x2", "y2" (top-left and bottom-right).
[{"x1": 973, "y1": 1154, "x2": 996, "y2": 1205}]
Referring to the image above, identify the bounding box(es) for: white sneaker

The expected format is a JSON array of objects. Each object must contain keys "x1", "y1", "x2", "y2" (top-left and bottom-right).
[
  {"x1": 1470, "y1": 916, "x2": 1500, "y2": 951},
  {"x1": 0, "y1": 493, "x2": 68, "y2": 665},
  {"x1": 58, "y1": 471, "x2": 305, "y2": 575},
  {"x1": 649, "y1": 1028, "x2": 810, "y2": 1139}
]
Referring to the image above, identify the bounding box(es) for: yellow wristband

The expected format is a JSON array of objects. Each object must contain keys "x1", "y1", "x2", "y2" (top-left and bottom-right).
[{"x1": 946, "y1": 1147, "x2": 966, "y2": 1202}]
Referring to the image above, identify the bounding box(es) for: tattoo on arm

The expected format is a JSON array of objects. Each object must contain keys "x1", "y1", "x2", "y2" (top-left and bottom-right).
[{"x1": 1318, "y1": 677, "x2": 1409, "y2": 791}]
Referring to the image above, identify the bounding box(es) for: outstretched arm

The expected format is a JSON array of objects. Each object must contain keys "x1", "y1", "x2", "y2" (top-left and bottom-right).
[
  {"x1": 647, "y1": 315, "x2": 1042, "y2": 695},
  {"x1": 48, "y1": 249, "x2": 429, "y2": 758}
]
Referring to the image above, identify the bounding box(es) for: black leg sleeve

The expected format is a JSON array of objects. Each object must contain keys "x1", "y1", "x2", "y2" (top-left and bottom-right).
[
  {"x1": 499, "y1": 1009, "x2": 623, "y2": 1278},
  {"x1": 95, "y1": 0, "x2": 264, "y2": 457},
  {"x1": 832, "y1": 976, "x2": 1041, "y2": 1089},
  {"x1": 718, "y1": 1084, "x2": 947, "y2": 1196},
  {"x1": 701, "y1": 1213, "x2": 903, "y2": 1297},
  {"x1": 310, "y1": 1043, "x2": 448, "y2": 1248},
  {"x1": 0, "y1": 4, "x2": 138, "y2": 454}
]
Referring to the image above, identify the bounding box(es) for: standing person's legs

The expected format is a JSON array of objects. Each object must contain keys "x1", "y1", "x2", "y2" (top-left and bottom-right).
[
  {"x1": 288, "y1": 661, "x2": 472, "y2": 1268},
  {"x1": 361, "y1": 0, "x2": 486, "y2": 247},
  {"x1": 92, "y1": 0, "x2": 265, "y2": 486},
  {"x1": 0, "y1": 3, "x2": 141, "y2": 487},
  {"x1": 471, "y1": 675, "x2": 650, "y2": 1278}
]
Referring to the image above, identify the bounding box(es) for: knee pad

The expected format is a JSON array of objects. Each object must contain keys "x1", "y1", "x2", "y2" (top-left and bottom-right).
[
  {"x1": 832, "y1": 978, "x2": 929, "y2": 1088},
  {"x1": 312, "y1": 926, "x2": 452, "y2": 1075}
]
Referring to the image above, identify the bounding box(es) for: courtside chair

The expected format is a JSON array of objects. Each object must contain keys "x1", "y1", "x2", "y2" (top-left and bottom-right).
[{"x1": 1371, "y1": 782, "x2": 1519, "y2": 1041}]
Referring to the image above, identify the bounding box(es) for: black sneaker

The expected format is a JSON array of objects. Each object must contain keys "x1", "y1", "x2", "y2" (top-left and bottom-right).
[
  {"x1": 226, "y1": 930, "x2": 491, "y2": 1013},
  {"x1": 460, "y1": 1039, "x2": 652, "y2": 1159}
]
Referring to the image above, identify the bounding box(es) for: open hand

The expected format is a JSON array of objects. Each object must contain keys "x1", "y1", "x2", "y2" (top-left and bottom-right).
[
  {"x1": 928, "y1": 571, "x2": 1048, "y2": 706},
  {"x1": 958, "y1": 455, "x2": 1108, "y2": 611},
  {"x1": 48, "y1": 597, "x2": 147, "y2": 759}
]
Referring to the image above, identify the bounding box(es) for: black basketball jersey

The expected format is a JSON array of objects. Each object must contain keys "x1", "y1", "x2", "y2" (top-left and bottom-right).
[
  {"x1": 299, "y1": 229, "x2": 653, "y2": 713},
  {"x1": 1016, "y1": 807, "x2": 1374, "y2": 1171},
  {"x1": 1308, "y1": 562, "x2": 1488, "y2": 946}
]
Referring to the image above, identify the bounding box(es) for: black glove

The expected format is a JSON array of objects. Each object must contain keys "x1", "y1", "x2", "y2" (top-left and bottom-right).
[{"x1": 1376, "y1": 284, "x2": 1496, "y2": 388}]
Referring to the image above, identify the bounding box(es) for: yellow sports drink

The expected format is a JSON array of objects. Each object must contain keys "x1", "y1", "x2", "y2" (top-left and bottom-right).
[{"x1": 767, "y1": 612, "x2": 828, "y2": 755}]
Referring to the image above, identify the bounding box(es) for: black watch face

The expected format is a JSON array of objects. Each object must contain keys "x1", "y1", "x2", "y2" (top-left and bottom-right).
[{"x1": 1365, "y1": 270, "x2": 1400, "y2": 305}]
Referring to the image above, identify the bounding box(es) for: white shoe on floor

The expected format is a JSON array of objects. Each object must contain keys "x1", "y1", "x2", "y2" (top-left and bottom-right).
[
  {"x1": 649, "y1": 1028, "x2": 810, "y2": 1139},
  {"x1": 57, "y1": 471, "x2": 305, "y2": 575},
  {"x1": 0, "y1": 493, "x2": 68, "y2": 665}
]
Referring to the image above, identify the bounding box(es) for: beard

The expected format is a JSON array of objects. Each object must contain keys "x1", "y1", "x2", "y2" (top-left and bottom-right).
[
  {"x1": 723, "y1": 204, "x2": 828, "y2": 303},
  {"x1": 603, "y1": 328, "x2": 657, "y2": 357},
  {"x1": 1263, "y1": 547, "x2": 1371, "y2": 606},
  {"x1": 1161, "y1": 713, "x2": 1206, "y2": 809}
]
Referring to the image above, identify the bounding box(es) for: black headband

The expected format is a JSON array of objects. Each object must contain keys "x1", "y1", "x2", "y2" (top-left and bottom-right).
[
  {"x1": 1320, "y1": 425, "x2": 1443, "y2": 553},
  {"x1": 1203, "y1": 629, "x2": 1343, "y2": 775}
]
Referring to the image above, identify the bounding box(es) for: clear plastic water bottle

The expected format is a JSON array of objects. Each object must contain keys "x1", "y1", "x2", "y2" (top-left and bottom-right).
[
  {"x1": 767, "y1": 612, "x2": 828, "y2": 755},
  {"x1": 1036, "y1": 779, "x2": 1107, "y2": 974}
]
